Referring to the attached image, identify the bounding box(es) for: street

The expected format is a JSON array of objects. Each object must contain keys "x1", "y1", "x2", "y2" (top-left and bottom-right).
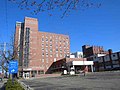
[{"x1": 21, "y1": 71, "x2": 120, "y2": 90}]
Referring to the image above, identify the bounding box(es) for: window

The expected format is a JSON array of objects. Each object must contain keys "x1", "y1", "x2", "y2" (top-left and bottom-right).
[
  {"x1": 46, "y1": 44, "x2": 48, "y2": 47},
  {"x1": 46, "y1": 53, "x2": 48, "y2": 57},
  {"x1": 42, "y1": 53, "x2": 44, "y2": 57},
  {"x1": 60, "y1": 45, "x2": 62, "y2": 48},
  {"x1": 64, "y1": 54, "x2": 67, "y2": 57},
  {"x1": 42, "y1": 43, "x2": 44, "y2": 47},
  {"x1": 105, "y1": 61, "x2": 111, "y2": 66},
  {"x1": 56, "y1": 45, "x2": 58, "y2": 48},
  {"x1": 46, "y1": 58, "x2": 48, "y2": 63},
  {"x1": 112, "y1": 60, "x2": 119, "y2": 65},
  {"x1": 24, "y1": 27, "x2": 30, "y2": 67},
  {"x1": 113, "y1": 54, "x2": 116, "y2": 57},
  {"x1": 60, "y1": 40, "x2": 62, "y2": 42},
  {"x1": 56, "y1": 49, "x2": 58, "y2": 52},
  {"x1": 46, "y1": 48, "x2": 48, "y2": 52},
  {"x1": 50, "y1": 54, "x2": 52, "y2": 57},
  {"x1": 66, "y1": 41, "x2": 68, "y2": 45},
  {"x1": 38, "y1": 70, "x2": 44, "y2": 74},
  {"x1": 46, "y1": 65, "x2": 49, "y2": 69},
  {"x1": 42, "y1": 38, "x2": 44, "y2": 42},
  {"x1": 50, "y1": 44, "x2": 52, "y2": 47},
  {"x1": 50, "y1": 39, "x2": 52, "y2": 42},
  {"x1": 46, "y1": 38, "x2": 48, "y2": 42},
  {"x1": 60, "y1": 49, "x2": 62, "y2": 53},
  {"x1": 42, "y1": 65, "x2": 44, "y2": 68},
  {"x1": 64, "y1": 49, "x2": 66, "y2": 52},
  {"x1": 50, "y1": 49, "x2": 52, "y2": 52},
  {"x1": 56, "y1": 37, "x2": 58, "y2": 40},
  {"x1": 42, "y1": 59, "x2": 44, "y2": 62},
  {"x1": 60, "y1": 53, "x2": 62, "y2": 57},
  {"x1": 42, "y1": 48, "x2": 44, "y2": 51},
  {"x1": 56, "y1": 53, "x2": 58, "y2": 57},
  {"x1": 31, "y1": 70, "x2": 37, "y2": 75}
]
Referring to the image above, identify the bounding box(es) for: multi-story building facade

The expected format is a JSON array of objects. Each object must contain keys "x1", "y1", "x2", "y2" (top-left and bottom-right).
[
  {"x1": 82, "y1": 45, "x2": 120, "y2": 71},
  {"x1": 14, "y1": 17, "x2": 70, "y2": 77},
  {"x1": 82, "y1": 45, "x2": 108, "y2": 58},
  {"x1": 49, "y1": 57, "x2": 94, "y2": 74},
  {"x1": 94, "y1": 50, "x2": 120, "y2": 71}
]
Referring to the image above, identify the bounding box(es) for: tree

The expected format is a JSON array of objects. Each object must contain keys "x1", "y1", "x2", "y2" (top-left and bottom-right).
[
  {"x1": 8, "y1": 0, "x2": 101, "y2": 18},
  {"x1": 0, "y1": 35, "x2": 18, "y2": 75},
  {"x1": 0, "y1": 48, "x2": 13, "y2": 72}
]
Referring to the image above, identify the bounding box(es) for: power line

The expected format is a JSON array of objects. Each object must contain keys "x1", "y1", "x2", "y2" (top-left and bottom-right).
[{"x1": 5, "y1": 0, "x2": 8, "y2": 39}]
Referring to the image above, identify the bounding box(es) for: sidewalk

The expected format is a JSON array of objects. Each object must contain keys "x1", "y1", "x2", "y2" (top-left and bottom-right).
[
  {"x1": 0, "y1": 78, "x2": 8, "y2": 90},
  {"x1": 29, "y1": 74, "x2": 61, "y2": 80}
]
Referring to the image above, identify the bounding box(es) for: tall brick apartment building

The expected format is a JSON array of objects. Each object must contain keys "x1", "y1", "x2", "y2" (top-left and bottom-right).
[{"x1": 14, "y1": 17, "x2": 70, "y2": 77}]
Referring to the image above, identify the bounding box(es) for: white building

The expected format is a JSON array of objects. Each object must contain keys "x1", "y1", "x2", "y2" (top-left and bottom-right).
[
  {"x1": 71, "y1": 52, "x2": 83, "y2": 58},
  {"x1": 67, "y1": 60, "x2": 94, "y2": 74}
]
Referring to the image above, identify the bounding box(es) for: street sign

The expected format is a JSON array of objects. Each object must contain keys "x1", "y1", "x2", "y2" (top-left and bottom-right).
[{"x1": 9, "y1": 60, "x2": 18, "y2": 74}]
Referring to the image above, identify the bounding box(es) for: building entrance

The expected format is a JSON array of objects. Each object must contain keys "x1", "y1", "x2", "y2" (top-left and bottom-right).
[{"x1": 23, "y1": 72, "x2": 30, "y2": 79}]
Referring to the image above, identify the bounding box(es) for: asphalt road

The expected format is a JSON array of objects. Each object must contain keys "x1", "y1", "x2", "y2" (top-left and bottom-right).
[{"x1": 21, "y1": 71, "x2": 120, "y2": 90}]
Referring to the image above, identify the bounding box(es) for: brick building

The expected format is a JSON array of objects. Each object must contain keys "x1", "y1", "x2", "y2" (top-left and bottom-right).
[
  {"x1": 94, "y1": 50, "x2": 120, "y2": 71},
  {"x1": 14, "y1": 17, "x2": 70, "y2": 77},
  {"x1": 82, "y1": 45, "x2": 120, "y2": 71},
  {"x1": 82, "y1": 45, "x2": 108, "y2": 58},
  {"x1": 48, "y1": 57, "x2": 93, "y2": 74}
]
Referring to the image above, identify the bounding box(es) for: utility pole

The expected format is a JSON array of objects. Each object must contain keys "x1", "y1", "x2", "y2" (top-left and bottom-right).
[
  {"x1": 4, "y1": 42, "x2": 6, "y2": 54},
  {"x1": 83, "y1": 55, "x2": 86, "y2": 76}
]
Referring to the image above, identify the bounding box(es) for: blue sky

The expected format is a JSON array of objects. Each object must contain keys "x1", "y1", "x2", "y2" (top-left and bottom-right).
[{"x1": 0, "y1": 0, "x2": 120, "y2": 52}]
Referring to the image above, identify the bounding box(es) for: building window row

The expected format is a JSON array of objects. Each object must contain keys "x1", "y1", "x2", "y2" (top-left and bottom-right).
[
  {"x1": 41, "y1": 38, "x2": 69, "y2": 44},
  {"x1": 41, "y1": 43, "x2": 69, "y2": 49}
]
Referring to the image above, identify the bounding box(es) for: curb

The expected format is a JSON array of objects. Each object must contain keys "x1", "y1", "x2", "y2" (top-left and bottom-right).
[{"x1": 17, "y1": 80, "x2": 34, "y2": 90}]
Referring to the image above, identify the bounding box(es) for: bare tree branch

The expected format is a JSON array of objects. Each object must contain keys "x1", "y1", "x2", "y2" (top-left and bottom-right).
[
  {"x1": 8, "y1": 0, "x2": 101, "y2": 18},
  {"x1": 0, "y1": 32, "x2": 19, "y2": 72}
]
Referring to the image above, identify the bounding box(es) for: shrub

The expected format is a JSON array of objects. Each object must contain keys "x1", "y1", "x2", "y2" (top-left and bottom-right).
[{"x1": 5, "y1": 79, "x2": 24, "y2": 90}]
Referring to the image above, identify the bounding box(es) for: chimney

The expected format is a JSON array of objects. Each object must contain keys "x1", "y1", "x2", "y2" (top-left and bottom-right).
[{"x1": 108, "y1": 49, "x2": 112, "y2": 54}]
